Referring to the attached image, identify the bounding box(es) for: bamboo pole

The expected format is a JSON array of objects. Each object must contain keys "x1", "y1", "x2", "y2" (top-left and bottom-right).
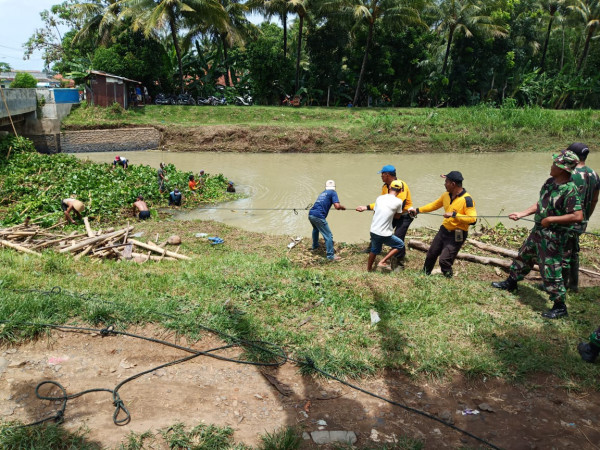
[
  {"x1": 0, "y1": 240, "x2": 42, "y2": 256},
  {"x1": 128, "y1": 239, "x2": 191, "y2": 260},
  {"x1": 83, "y1": 217, "x2": 94, "y2": 238},
  {"x1": 59, "y1": 227, "x2": 133, "y2": 253}
]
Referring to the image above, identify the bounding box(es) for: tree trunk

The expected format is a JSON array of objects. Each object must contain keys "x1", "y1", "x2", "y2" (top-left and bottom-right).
[
  {"x1": 442, "y1": 26, "x2": 455, "y2": 75},
  {"x1": 539, "y1": 16, "x2": 554, "y2": 74},
  {"x1": 282, "y1": 12, "x2": 288, "y2": 58},
  {"x1": 576, "y1": 29, "x2": 593, "y2": 73},
  {"x1": 169, "y1": 16, "x2": 185, "y2": 94},
  {"x1": 295, "y1": 14, "x2": 304, "y2": 93},
  {"x1": 353, "y1": 20, "x2": 374, "y2": 107},
  {"x1": 222, "y1": 33, "x2": 232, "y2": 87}
]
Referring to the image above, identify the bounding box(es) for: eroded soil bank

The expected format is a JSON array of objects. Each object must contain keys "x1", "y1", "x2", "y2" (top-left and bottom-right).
[{"x1": 2, "y1": 328, "x2": 599, "y2": 449}]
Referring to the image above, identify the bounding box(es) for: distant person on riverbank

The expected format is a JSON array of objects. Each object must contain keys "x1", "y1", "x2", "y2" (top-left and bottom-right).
[
  {"x1": 308, "y1": 180, "x2": 346, "y2": 261},
  {"x1": 227, "y1": 181, "x2": 236, "y2": 193},
  {"x1": 356, "y1": 164, "x2": 414, "y2": 269},
  {"x1": 367, "y1": 180, "x2": 405, "y2": 271},
  {"x1": 561, "y1": 143, "x2": 600, "y2": 292},
  {"x1": 157, "y1": 163, "x2": 166, "y2": 193},
  {"x1": 409, "y1": 171, "x2": 476, "y2": 278},
  {"x1": 169, "y1": 188, "x2": 182, "y2": 206},
  {"x1": 491, "y1": 151, "x2": 582, "y2": 319},
  {"x1": 61, "y1": 195, "x2": 85, "y2": 224},
  {"x1": 133, "y1": 195, "x2": 150, "y2": 220},
  {"x1": 198, "y1": 170, "x2": 206, "y2": 189},
  {"x1": 578, "y1": 325, "x2": 600, "y2": 363},
  {"x1": 112, "y1": 155, "x2": 128, "y2": 169}
]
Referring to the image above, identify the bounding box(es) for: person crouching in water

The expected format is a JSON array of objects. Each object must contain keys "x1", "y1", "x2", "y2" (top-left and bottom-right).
[
  {"x1": 169, "y1": 188, "x2": 182, "y2": 206},
  {"x1": 62, "y1": 195, "x2": 85, "y2": 224},
  {"x1": 308, "y1": 179, "x2": 346, "y2": 261},
  {"x1": 367, "y1": 180, "x2": 405, "y2": 271},
  {"x1": 133, "y1": 195, "x2": 150, "y2": 220}
]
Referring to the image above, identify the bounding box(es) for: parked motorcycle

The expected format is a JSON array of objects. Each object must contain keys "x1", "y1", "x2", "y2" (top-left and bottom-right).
[
  {"x1": 175, "y1": 93, "x2": 196, "y2": 105},
  {"x1": 197, "y1": 96, "x2": 212, "y2": 106},
  {"x1": 154, "y1": 93, "x2": 175, "y2": 105},
  {"x1": 234, "y1": 94, "x2": 253, "y2": 106},
  {"x1": 209, "y1": 95, "x2": 227, "y2": 106}
]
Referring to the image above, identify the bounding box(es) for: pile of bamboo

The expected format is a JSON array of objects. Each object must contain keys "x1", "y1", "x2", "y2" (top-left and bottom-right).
[{"x1": 0, "y1": 218, "x2": 191, "y2": 263}]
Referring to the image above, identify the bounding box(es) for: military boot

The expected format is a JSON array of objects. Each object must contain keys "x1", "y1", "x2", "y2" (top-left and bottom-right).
[
  {"x1": 577, "y1": 342, "x2": 600, "y2": 363},
  {"x1": 491, "y1": 277, "x2": 517, "y2": 292},
  {"x1": 542, "y1": 302, "x2": 568, "y2": 319}
]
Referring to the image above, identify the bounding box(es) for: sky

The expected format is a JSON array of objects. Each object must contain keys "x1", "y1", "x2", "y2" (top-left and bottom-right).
[
  {"x1": 0, "y1": 0, "x2": 270, "y2": 73},
  {"x1": 0, "y1": 0, "x2": 64, "y2": 72}
]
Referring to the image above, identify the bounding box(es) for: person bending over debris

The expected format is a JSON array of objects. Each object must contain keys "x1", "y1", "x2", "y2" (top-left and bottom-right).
[
  {"x1": 133, "y1": 195, "x2": 150, "y2": 220},
  {"x1": 112, "y1": 155, "x2": 128, "y2": 169},
  {"x1": 367, "y1": 180, "x2": 405, "y2": 272},
  {"x1": 62, "y1": 195, "x2": 85, "y2": 224},
  {"x1": 169, "y1": 188, "x2": 182, "y2": 206},
  {"x1": 308, "y1": 179, "x2": 345, "y2": 261},
  {"x1": 227, "y1": 181, "x2": 236, "y2": 193}
]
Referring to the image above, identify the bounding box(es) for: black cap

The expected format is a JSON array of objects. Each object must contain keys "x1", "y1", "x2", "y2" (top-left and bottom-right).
[
  {"x1": 567, "y1": 142, "x2": 589, "y2": 160},
  {"x1": 441, "y1": 171, "x2": 464, "y2": 182}
]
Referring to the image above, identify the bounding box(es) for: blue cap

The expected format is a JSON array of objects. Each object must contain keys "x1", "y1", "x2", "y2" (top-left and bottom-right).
[{"x1": 378, "y1": 165, "x2": 396, "y2": 173}]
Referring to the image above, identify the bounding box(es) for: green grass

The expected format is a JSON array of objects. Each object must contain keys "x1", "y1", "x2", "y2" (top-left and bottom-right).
[
  {"x1": 0, "y1": 422, "x2": 100, "y2": 449},
  {"x1": 62, "y1": 104, "x2": 600, "y2": 153}
]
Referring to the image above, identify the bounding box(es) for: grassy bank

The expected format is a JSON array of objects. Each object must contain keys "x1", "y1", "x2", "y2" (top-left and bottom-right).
[
  {"x1": 0, "y1": 136, "x2": 237, "y2": 226},
  {"x1": 62, "y1": 103, "x2": 600, "y2": 153},
  {"x1": 1, "y1": 219, "x2": 599, "y2": 387}
]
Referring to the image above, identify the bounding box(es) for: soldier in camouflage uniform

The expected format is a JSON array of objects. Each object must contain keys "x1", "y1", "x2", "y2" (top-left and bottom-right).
[
  {"x1": 578, "y1": 326, "x2": 600, "y2": 363},
  {"x1": 560, "y1": 143, "x2": 600, "y2": 292},
  {"x1": 491, "y1": 150, "x2": 583, "y2": 319}
]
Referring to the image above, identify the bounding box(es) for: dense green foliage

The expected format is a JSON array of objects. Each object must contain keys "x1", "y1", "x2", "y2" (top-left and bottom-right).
[
  {"x1": 9, "y1": 72, "x2": 38, "y2": 88},
  {"x1": 25, "y1": 0, "x2": 600, "y2": 108},
  {"x1": 0, "y1": 135, "x2": 233, "y2": 226}
]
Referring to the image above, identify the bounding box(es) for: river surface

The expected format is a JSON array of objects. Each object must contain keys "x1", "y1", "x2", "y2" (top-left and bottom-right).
[{"x1": 76, "y1": 151, "x2": 599, "y2": 244}]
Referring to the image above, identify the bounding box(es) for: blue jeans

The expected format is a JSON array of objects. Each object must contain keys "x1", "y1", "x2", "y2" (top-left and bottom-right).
[
  {"x1": 309, "y1": 215, "x2": 335, "y2": 259},
  {"x1": 369, "y1": 232, "x2": 404, "y2": 255}
]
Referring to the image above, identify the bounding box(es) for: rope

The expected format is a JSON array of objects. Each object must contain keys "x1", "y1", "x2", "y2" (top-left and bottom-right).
[{"x1": 1, "y1": 286, "x2": 501, "y2": 449}]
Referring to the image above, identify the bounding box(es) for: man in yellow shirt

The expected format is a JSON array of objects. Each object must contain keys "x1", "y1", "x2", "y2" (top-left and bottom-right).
[
  {"x1": 356, "y1": 164, "x2": 414, "y2": 268},
  {"x1": 409, "y1": 171, "x2": 477, "y2": 278}
]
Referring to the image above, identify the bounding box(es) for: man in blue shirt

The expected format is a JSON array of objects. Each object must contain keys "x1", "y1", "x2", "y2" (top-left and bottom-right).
[
  {"x1": 308, "y1": 180, "x2": 346, "y2": 261},
  {"x1": 169, "y1": 188, "x2": 182, "y2": 206}
]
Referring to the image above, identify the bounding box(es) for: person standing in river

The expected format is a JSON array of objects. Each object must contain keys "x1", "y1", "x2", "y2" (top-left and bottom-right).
[
  {"x1": 356, "y1": 164, "x2": 414, "y2": 269},
  {"x1": 133, "y1": 195, "x2": 150, "y2": 220},
  {"x1": 409, "y1": 171, "x2": 477, "y2": 278},
  {"x1": 308, "y1": 180, "x2": 346, "y2": 261},
  {"x1": 560, "y1": 143, "x2": 600, "y2": 292},
  {"x1": 491, "y1": 151, "x2": 582, "y2": 319},
  {"x1": 157, "y1": 163, "x2": 166, "y2": 194}
]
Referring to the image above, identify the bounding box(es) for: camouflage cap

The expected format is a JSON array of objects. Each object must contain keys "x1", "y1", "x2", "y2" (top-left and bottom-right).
[{"x1": 553, "y1": 150, "x2": 579, "y2": 173}]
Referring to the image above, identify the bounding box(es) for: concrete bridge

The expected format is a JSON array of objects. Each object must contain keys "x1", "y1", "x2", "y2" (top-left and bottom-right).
[{"x1": 0, "y1": 88, "x2": 79, "y2": 152}]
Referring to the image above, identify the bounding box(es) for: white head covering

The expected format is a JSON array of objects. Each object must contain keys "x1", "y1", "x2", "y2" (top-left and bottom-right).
[{"x1": 325, "y1": 180, "x2": 336, "y2": 190}]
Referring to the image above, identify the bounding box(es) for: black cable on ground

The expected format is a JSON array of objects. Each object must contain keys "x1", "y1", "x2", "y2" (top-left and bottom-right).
[{"x1": 2, "y1": 287, "x2": 502, "y2": 449}]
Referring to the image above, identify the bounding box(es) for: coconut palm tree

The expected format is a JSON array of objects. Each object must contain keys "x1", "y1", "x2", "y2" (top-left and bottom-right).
[
  {"x1": 434, "y1": 0, "x2": 507, "y2": 75},
  {"x1": 569, "y1": 0, "x2": 600, "y2": 73},
  {"x1": 325, "y1": 0, "x2": 425, "y2": 106},
  {"x1": 248, "y1": 0, "x2": 295, "y2": 58},
  {"x1": 289, "y1": 0, "x2": 308, "y2": 92},
  {"x1": 537, "y1": 0, "x2": 567, "y2": 73},
  {"x1": 120, "y1": 0, "x2": 227, "y2": 93},
  {"x1": 70, "y1": 0, "x2": 121, "y2": 46}
]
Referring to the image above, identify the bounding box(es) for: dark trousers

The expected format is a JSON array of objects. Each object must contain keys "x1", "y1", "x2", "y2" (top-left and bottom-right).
[
  {"x1": 423, "y1": 226, "x2": 467, "y2": 276},
  {"x1": 391, "y1": 214, "x2": 414, "y2": 260}
]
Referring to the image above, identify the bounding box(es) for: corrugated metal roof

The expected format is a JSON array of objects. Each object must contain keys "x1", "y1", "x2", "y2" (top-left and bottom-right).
[{"x1": 86, "y1": 70, "x2": 141, "y2": 84}]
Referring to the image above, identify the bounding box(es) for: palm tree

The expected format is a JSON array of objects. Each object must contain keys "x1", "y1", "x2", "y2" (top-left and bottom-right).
[
  {"x1": 325, "y1": 0, "x2": 424, "y2": 106},
  {"x1": 248, "y1": 0, "x2": 295, "y2": 57},
  {"x1": 120, "y1": 0, "x2": 227, "y2": 93},
  {"x1": 537, "y1": 0, "x2": 567, "y2": 73},
  {"x1": 289, "y1": 0, "x2": 308, "y2": 92},
  {"x1": 71, "y1": 0, "x2": 121, "y2": 46},
  {"x1": 569, "y1": 0, "x2": 600, "y2": 73},
  {"x1": 434, "y1": 0, "x2": 507, "y2": 75}
]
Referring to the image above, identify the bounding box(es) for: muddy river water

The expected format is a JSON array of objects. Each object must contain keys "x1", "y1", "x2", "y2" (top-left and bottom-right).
[{"x1": 76, "y1": 151, "x2": 599, "y2": 244}]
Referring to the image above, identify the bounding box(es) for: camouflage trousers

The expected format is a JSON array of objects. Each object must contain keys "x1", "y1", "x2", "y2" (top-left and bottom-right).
[
  {"x1": 591, "y1": 326, "x2": 600, "y2": 347},
  {"x1": 509, "y1": 226, "x2": 570, "y2": 303}
]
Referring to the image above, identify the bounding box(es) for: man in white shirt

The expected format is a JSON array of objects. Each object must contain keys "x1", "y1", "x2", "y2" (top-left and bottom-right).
[{"x1": 367, "y1": 180, "x2": 405, "y2": 271}]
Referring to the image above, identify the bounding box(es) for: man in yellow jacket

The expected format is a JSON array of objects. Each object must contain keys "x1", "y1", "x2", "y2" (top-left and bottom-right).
[
  {"x1": 356, "y1": 164, "x2": 414, "y2": 268},
  {"x1": 409, "y1": 171, "x2": 477, "y2": 278}
]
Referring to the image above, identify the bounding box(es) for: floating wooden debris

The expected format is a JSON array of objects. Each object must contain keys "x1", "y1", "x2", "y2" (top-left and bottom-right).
[{"x1": 0, "y1": 218, "x2": 192, "y2": 263}]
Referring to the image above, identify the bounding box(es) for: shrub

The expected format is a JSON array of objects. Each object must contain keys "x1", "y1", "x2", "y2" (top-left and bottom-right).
[{"x1": 10, "y1": 72, "x2": 37, "y2": 88}]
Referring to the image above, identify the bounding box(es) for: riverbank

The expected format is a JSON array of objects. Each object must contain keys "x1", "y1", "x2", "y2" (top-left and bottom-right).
[
  {"x1": 62, "y1": 104, "x2": 600, "y2": 153},
  {"x1": 1, "y1": 219, "x2": 600, "y2": 448}
]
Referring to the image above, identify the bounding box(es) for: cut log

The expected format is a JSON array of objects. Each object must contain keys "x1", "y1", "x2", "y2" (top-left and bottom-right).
[
  {"x1": 59, "y1": 227, "x2": 133, "y2": 253},
  {"x1": 31, "y1": 233, "x2": 87, "y2": 249},
  {"x1": 128, "y1": 239, "x2": 191, "y2": 260},
  {"x1": 83, "y1": 217, "x2": 94, "y2": 238},
  {"x1": 0, "y1": 239, "x2": 42, "y2": 257},
  {"x1": 466, "y1": 238, "x2": 518, "y2": 258}
]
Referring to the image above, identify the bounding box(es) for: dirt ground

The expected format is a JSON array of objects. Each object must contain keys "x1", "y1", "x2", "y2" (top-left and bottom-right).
[{"x1": 2, "y1": 327, "x2": 600, "y2": 449}]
